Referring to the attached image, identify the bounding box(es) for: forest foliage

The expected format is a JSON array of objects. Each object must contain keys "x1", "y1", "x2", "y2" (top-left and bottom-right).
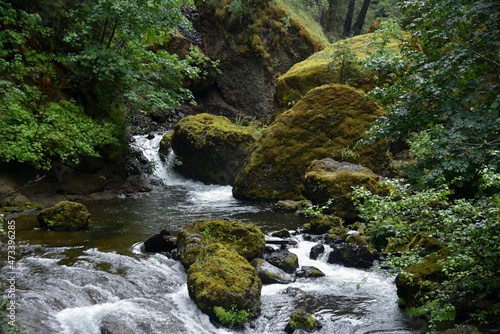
[{"x1": 0, "y1": 0, "x2": 199, "y2": 170}]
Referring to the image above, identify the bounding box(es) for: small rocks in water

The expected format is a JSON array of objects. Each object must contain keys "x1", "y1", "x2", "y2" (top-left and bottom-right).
[
  {"x1": 271, "y1": 228, "x2": 291, "y2": 238},
  {"x1": 144, "y1": 230, "x2": 177, "y2": 253},
  {"x1": 147, "y1": 132, "x2": 155, "y2": 140},
  {"x1": 285, "y1": 310, "x2": 322, "y2": 333},
  {"x1": 309, "y1": 244, "x2": 325, "y2": 260},
  {"x1": 296, "y1": 266, "x2": 325, "y2": 278},
  {"x1": 327, "y1": 242, "x2": 374, "y2": 269},
  {"x1": 251, "y1": 258, "x2": 296, "y2": 284},
  {"x1": 263, "y1": 249, "x2": 299, "y2": 274}
]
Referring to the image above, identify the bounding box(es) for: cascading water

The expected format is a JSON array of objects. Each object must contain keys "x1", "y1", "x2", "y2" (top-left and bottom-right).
[{"x1": 1, "y1": 133, "x2": 424, "y2": 334}]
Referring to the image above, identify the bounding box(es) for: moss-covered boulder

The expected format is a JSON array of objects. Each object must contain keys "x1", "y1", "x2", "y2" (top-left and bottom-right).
[
  {"x1": 187, "y1": 243, "x2": 262, "y2": 323},
  {"x1": 304, "y1": 213, "x2": 343, "y2": 234},
  {"x1": 274, "y1": 33, "x2": 406, "y2": 116},
  {"x1": 251, "y1": 258, "x2": 295, "y2": 284},
  {"x1": 171, "y1": 113, "x2": 255, "y2": 185},
  {"x1": 296, "y1": 266, "x2": 325, "y2": 278},
  {"x1": 263, "y1": 248, "x2": 299, "y2": 274},
  {"x1": 176, "y1": 218, "x2": 265, "y2": 268},
  {"x1": 195, "y1": 0, "x2": 327, "y2": 117},
  {"x1": 37, "y1": 201, "x2": 90, "y2": 231},
  {"x1": 285, "y1": 310, "x2": 322, "y2": 333},
  {"x1": 274, "y1": 199, "x2": 311, "y2": 212},
  {"x1": 233, "y1": 84, "x2": 388, "y2": 201},
  {"x1": 159, "y1": 130, "x2": 174, "y2": 158},
  {"x1": 395, "y1": 253, "x2": 446, "y2": 309},
  {"x1": 302, "y1": 158, "x2": 382, "y2": 219}
]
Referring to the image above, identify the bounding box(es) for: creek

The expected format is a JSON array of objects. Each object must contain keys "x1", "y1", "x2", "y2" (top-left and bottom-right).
[{"x1": 1, "y1": 134, "x2": 424, "y2": 334}]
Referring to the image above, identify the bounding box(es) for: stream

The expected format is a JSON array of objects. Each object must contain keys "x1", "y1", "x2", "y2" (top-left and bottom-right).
[{"x1": 1, "y1": 134, "x2": 424, "y2": 334}]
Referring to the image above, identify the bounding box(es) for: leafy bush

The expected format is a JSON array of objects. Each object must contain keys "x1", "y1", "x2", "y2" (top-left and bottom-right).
[
  {"x1": 213, "y1": 305, "x2": 250, "y2": 326},
  {"x1": 352, "y1": 174, "x2": 500, "y2": 330}
]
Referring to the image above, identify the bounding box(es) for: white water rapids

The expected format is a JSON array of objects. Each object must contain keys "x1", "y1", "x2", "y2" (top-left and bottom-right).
[{"x1": 0, "y1": 133, "x2": 424, "y2": 334}]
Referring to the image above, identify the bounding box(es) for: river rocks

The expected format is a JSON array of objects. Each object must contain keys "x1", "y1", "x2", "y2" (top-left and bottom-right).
[
  {"x1": 194, "y1": 0, "x2": 327, "y2": 117},
  {"x1": 176, "y1": 218, "x2": 265, "y2": 268},
  {"x1": 251, "y1": 258, "x2": 295, "y2": 284},
  {"x1": 327, "y1": 241, "x2": 374, "y2": 269},
  {"x1": 159, "y1": 130, "x2": 174, "y2": 158},
  {"x1": 187, "y1": 243, "x2": 262, "y2": 323},
  {"x1": 171, "y1": 113, "x2": 255, "y2": 185},
  {"x1": 274, "y1": 199, "x2": 311, "y2": 213},
  {"x1": 144, "y1": 230, "x2": 177, "y2": 253},
  {"x1": 296, "y1": 266, "x2": 325, "y2": 278},
  {"x1": 263, "y1": 248, "x2": 299, "y2": 274},
  {"x1": 304, "y1": 213, "x2": 343, "y2": 235},
  {"x1": 309, "y1": 244, "x2": 325, "y2": 260},
  {"x1": 285, "y1": 310, "x2": 322, "y2": 333},
  {"x1": 274, "y1": 33, "x2": 406, "y2": 116},
  {"x1": 302, "y1": 159, "x2": 383, "y2": 219},
  {"x1": 37, "y1": 201, "x2": 90, "y2": 231},
  {"x1": 233, "y1": 84, "x2": 389, "y2": 201}
]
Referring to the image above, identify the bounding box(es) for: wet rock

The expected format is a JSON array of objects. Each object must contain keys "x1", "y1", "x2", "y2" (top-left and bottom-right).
[
  {"x1": 176, "y1": 218, "x2": 265, "y2": 268},
  {"x1": 233, "y1": 84, "x2": 389, "y2": 201},
  {"x1": 274, "y1": 200, "x2": 311, "y2": 213},
  {"x1": 144, "y1": 230, "x2": 177, "y2": 253},
  {"x1": 251, "y1": 258, "x2": 295, "y2": 284},
  {"x1": 285, "y1": 310, "x2": 322, "y2": 333},
  {"x1": 171, "y1": 113, "x2": 255, "y2": 185},
  {"x1": 309, "y1": 244, "x2": 325, "y2": 260},
  {"x1": 296, "y1": 266, "x2": 325, "y2": 278},
  {"x1": 304, "y1": 213, "x2": 343, "y2": 234},
  {"x1": 263, "y1": 248, "x2": 299, "y2": 274},
  {"x1": 37, "y1": 201, "x2": 90, "y2": 231},
  {"x1": 271, "y1": 229, "x2": 291, "y2": 238},
  {"x1": 187, "y1": 243, "x2": 261, "y2": 324},
  {"x1": 327, "y1": 242, "x2": 374, "y2": 269}
]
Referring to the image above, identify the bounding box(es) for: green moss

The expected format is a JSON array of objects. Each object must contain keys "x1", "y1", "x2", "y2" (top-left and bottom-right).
[
  {"x1": 187, "y1": 243, "x2": 262, "y2": 320},
  {"x1": 176, "y1": 218, "x2": 266, "y2": 267},
  {"x1": 37, "y1": 201, "x2": 90, "y2": 231},
  {"x1": 288, "y1": 310, "x2": 316, "y2": 330},
  {"x1": 345, "y1": 234, "x2": 368, "y2": 245},
  {"x1": 307, "y1": 214, "x2": 343, "y2": 234},
  {"x1": 275, "y1": 33, "x2": 407, "y2": 115}
]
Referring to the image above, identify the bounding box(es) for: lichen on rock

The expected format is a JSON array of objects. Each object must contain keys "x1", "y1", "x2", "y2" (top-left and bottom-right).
[
  {"x1": 37, "y1": 201, "x2": 90, "y2": 231},
  {"x1": 233, "y1": 84, "x2": 389, "y2": 201},
  {"x1": 171, "y1": 113, "x2": 255, "y2": 185},
  {"x1": 176, "y1": 218, "x2": 266, "y2": 268},
  {"x1": 187, "y1": 243, "x2": 262, "y2": 323}
]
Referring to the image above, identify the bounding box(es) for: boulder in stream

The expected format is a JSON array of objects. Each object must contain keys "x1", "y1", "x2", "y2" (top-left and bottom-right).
[
  {"x1": 171, "y1": 113, "x2": 255, "y2": 185},
  {"x1": 327, "y1": 241, "x2": 374, "y2": 269},
  {"x1": 263, "y1": 248, "x2": 299, "y2": 274},
  {"x1": 187, "y1": 243, "x2": 262, "y2": 325},
  {"x1": 37, "y1": 201, "x2": 90, "y2": 231},
  {"x1": 144, "y1": 230, "x2": 176, "y2": 253},
  {"x1": 296, "y1": 266, "x2": 325, "y2": 278},
  {"x1": 251, "y1": 258, "x2": 295, "y2": 284},
  {"x1": 285, "y1": 310, "x2": 322, "y2": 333},
  {"x1": 176, "y1": 218, "x2": 266, "y2": 268}
]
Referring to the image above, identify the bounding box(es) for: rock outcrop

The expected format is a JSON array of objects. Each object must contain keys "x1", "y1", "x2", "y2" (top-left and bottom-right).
[
  {"x1": 37, "y1": 201, "x2": 90, "y2": 231},
  {"x1": 233, "y1": 84, "x2": 389, "y2": 201},
  {"x1": 171, "y1": 113, "x2": 255, "y2": 185},
  {"x1": 302, "y1": 158, "x2": 382, "y2": 218}
]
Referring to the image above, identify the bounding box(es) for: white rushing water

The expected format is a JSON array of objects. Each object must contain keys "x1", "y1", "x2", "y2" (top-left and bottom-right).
[{"x1": 1, "y1": 133, "x2": 422, "y2": 334}]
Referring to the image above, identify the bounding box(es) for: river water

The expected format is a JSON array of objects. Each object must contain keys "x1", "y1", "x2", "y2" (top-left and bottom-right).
[{"x1": 1, "y1": 134, "x2": 424, "y2": 334}]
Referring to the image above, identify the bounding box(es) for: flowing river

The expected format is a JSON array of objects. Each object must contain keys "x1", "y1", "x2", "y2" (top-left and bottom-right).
[{"x1": 1, "y1": 134, "x2": 425, "y2": 334}]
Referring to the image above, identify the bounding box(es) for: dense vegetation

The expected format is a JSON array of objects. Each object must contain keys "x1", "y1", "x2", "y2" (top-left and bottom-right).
[
  {"x1": 0, "y1": 0, "x2": 199, "y2": 170},
  {"x1": 354, "y1": 0, "x2": 500, "y2": 331}
]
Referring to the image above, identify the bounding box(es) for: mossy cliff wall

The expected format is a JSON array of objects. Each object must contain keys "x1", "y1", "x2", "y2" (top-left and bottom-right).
[
  {"x1": 232, "y1": 83, "x2": 389, "y2": 200},
  {"x1": 195, "y1": 0, "x2": 327, "y2": 117}
]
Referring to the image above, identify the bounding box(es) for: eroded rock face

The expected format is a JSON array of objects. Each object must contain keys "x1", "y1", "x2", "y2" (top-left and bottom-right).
[
  {"x1": 171, "y1": 113, "x2": 255, "y2": 185},
  {"x1": 176, "y1": 218, "x2": 266, "y2": 268},
  {"x1": 187, "y1": 243, "x2": 262, "y2": 322},
  {"x1": 233, "y1": 84, "x2": 389, "y2": 201},
  {"x1": 302, "y1": 158, "x2": 382, "y2": 219},
  {"x1": 194, "y1": 0, "x2": 327, "y2": 117},
  {"x1": 37, "y1": 201, "x2": 90, "y2": 231}
]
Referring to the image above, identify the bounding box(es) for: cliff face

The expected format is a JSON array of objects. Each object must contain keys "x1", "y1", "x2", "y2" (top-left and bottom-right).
[{"x1": 194, "y1": 0, "x2": 328, "y2": 118}]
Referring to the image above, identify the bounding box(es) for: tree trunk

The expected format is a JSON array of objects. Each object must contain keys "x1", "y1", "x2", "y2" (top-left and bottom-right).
[
  {"x1": 352, "y1": 0, "x2": 371, "y2": 36},
  {"x1": 342, "y1": 0, "x2": 356, "y2": 38}
]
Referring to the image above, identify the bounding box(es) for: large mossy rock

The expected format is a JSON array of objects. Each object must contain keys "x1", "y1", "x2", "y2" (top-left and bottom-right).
[
  {"x1": 233, "y1": 84, "x2": 389, "y2": 201},
  {"x1": 302, "y1": 158, "x2": 382, "y2": 219},
  {"x1": 37, "y1": 201, "x2": 90, "y2": 231},
  {"x1": 176, "y1": 218, "x2": 266, "y2": 268},
  {"x1": 274, "y1": 33, "x2": 405, "y2": 116},
  {"x1": 251, "y1": 258, "x2": 295, "y2": 284},
  {"x1": 195, "y1": 0, "x2": 327, "y2": 117},
  {"x1": 171, "y1": 113, "x2": 255, "y2": 185},
  {"x1": 187, "y1": 243, "x2": 262, "y2": 322}
]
